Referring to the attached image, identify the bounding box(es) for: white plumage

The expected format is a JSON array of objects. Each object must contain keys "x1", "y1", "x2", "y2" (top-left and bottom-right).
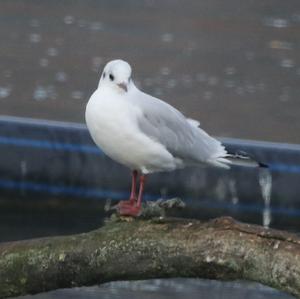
[{"x1": 85, "y1": 59, "x2": 233, "y2": 174}]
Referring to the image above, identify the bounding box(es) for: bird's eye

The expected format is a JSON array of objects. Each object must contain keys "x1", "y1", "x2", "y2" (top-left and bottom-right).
[{"x1": 109, "y1": 74, "x2": 114, "y2": 81}]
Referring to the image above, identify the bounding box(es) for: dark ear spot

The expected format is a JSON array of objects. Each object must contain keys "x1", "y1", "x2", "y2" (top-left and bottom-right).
[
  {"x1": 109, "y1": 74, "x2": 114, "y2": 81},
  {"x1": 103, "y1": 72, "x2": 106, "y2": 78}
]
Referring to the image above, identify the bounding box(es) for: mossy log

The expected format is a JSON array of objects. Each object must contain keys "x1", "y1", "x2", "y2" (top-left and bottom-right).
[{"x1": 0, "y1": 216, "x2": 300, "y2": 298}]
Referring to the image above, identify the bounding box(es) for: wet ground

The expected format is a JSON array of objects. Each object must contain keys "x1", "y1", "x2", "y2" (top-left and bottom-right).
[{"x1": 0, "y1": 0, "x2": 300, "y2": 143}]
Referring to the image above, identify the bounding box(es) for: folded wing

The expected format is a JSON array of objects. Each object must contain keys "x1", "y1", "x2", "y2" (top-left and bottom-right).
[{"x1": 128, "y1": 91, "x2": 229, "y2": 167}]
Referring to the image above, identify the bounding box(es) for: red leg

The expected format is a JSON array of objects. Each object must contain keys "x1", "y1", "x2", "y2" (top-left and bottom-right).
[
  {"x1": 117, "y1": 170, "x2": 138, "y2": 211},
  {"x1": 117, "y1": 174, "x2": 146, "y2": 217},
  {"x1": 117, "y1": 170, "x2": 137, "y2": 208},
  {"x1": 129, "y1": 170, "x2": 138, "y2": 203},
  {"x1": 136, "y1": 174, "x2": 146, "y2": 209}
]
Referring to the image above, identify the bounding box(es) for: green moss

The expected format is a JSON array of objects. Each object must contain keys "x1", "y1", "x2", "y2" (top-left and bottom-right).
[{"x1": 0, "y1": 217, "x2": 299, "y2": 298}]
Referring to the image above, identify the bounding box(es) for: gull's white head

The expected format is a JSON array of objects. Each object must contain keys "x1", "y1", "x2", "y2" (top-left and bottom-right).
[{"x1": 99, "y1": 59, "x2": 132, "y2": 93}]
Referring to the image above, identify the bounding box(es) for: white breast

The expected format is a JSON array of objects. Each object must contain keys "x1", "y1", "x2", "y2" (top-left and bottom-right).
[{"x1": 85, "y1": 89, "x2": 178, "y2": 173}]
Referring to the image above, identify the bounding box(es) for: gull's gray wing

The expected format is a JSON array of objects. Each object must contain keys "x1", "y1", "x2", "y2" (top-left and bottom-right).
[{"x1": 128, "y1": 90, "x2": 227, "y2": 165}]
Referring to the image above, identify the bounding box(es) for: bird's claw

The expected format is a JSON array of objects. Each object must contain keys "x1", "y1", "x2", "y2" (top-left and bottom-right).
[{"x1": 116, "y1": 200, "x2": 142, "y2": 217}]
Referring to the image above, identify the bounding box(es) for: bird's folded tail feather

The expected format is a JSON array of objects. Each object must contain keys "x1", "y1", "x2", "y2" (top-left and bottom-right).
[{"x1": 208, "y1": 151, "x2": 268, "y2": 169}]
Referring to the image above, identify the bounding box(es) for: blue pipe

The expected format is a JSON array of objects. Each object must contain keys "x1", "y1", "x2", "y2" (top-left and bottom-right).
[{"x1": 0, "y1": 135, "x2": 298, "y2": 174}]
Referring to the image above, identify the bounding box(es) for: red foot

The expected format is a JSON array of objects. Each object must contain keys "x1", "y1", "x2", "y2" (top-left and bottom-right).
[
  {"x1": 117, "y1": 197, "x2": 136, "y2": 207},
  {"x1": 115, "y1": 171, "x2": 145, "y2": 217},
  {"x1": 116, "y1": 200, "x2": 142, "y2": 217}
]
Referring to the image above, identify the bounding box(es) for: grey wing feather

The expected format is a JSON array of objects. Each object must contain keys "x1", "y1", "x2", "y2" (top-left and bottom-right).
[{"x1": 129, "y1": 91, "x2": 227, "y2": 165}]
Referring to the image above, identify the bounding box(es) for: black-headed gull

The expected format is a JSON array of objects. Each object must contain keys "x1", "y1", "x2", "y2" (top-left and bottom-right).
[{"x1": 85, "y1": 59, "x2": 264, "y2": 216}]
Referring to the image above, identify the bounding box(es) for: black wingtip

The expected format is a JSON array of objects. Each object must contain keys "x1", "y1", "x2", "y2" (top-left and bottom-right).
[
  {"x1": 227, "y1": 150, "x2": 269, "y2": 169},
  {"x1": 259, "y1": 162, "x2": 269, "y2": 168}
]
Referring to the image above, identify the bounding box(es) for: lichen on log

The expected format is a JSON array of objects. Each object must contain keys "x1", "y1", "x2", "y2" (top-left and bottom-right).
[{"x1": 0, "y1": 216, "x2": 300, "y2": 298}]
